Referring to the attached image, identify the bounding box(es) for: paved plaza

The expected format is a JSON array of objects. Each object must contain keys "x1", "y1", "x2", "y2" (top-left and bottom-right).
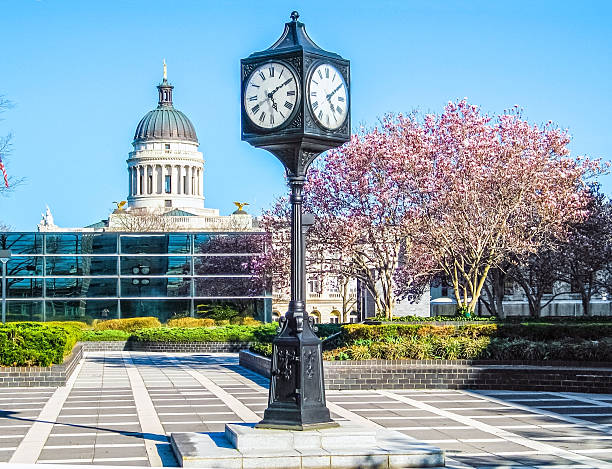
[{"x1": 0, "y1": 352, "x2": 611, "y2": 468}]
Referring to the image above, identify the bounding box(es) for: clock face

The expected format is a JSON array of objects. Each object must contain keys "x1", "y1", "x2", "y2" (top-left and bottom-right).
[
  {"x1": 307, "y1": 63, "x2": 349, "y2": 131},
  {"x1": 243, "y1": 62, "x2": 299, "y2": 130}
]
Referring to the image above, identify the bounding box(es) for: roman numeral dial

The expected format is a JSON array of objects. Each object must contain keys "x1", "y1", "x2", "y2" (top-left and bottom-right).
[
  {"x1": 243, "y1": 61, "x2": 299, "y2": 130},
  {"x1": 307, "y1": 63, "x2": 349, "y2": 131}
]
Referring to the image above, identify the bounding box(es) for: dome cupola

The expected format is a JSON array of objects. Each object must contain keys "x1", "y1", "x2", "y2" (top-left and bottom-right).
[{"x1": 133, "y1": 61, "x2": 198, "y2": 143}]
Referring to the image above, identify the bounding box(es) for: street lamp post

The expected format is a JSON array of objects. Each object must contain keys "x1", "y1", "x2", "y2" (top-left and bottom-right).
[
  {"x1": 0, "y1": 250, "x2": 11, "y2": 324},
  {"x1": 240, "y1": 13, "x2": 350, "y2": 429},
  {"x1": 131, "y1": 265, "x2": 150, "y2": 315}
]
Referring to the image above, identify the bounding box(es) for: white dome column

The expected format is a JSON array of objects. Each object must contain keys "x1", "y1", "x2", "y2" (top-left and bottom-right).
[
  {"x1": 184, "y1": 165, "x2": 190, "y2": 195},
  {"x1": 137, "y1": 166, "x2": 142, "y2": 195},
  {"x1": 151, "y1": 165, "x2": 156, "y2": 194}
]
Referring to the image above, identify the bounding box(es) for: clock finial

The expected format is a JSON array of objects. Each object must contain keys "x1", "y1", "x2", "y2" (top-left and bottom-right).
[
  {"x1": 163, "y1": 59, "x2": 167, "y2": 81},
  {"x1": 290, "y1": 11, "x2": 299, "y2": 22}
]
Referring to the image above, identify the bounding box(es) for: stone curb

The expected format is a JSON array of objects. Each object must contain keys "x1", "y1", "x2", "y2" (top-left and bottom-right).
[{"x1": 239, "y1": 350, "x2": 612, "y2": 393}]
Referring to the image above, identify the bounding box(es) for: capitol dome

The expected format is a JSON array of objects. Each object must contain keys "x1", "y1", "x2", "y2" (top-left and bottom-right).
[{"x1": 133, "y1": 74, "x2": 198, "y2": 143}]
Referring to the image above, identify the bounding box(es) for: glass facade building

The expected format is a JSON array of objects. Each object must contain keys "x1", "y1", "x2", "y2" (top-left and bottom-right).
[{"x1": 0, "y1": 232, "x2": 271, "y2": 323}]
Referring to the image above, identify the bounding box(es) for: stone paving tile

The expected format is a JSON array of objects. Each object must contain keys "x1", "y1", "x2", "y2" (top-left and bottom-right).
[{"x1": 6, "y1": 353, "x2": 612, "y2": 468}]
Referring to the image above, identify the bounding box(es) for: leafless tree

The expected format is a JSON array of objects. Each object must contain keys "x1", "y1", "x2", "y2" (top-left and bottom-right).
[
  {"x1": 109, "y1": 208, "x2": 180, "y2": 232},
  {"x1": 0, "y1": 96, "x2": 23, "y2": 199}
]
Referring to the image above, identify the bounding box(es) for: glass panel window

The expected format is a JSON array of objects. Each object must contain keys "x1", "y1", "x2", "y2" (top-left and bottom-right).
[
  {"x1": 194, "y1": 234, "x2": 264, "y2": 254},
  {"x1": 45, "y1": 277, "x2": 117, "y2": 298},
  {"x1": 193, "y1": 256, "x2": 254, "y2": 275},
  {"x1": 194, "y1": 277, "x2": 260, "y2": 297},
  {"x1": 120, "y1": 256, "x2": 190, "y2": 276},
  {"x1": 120, "y1": 277, "x2": 190, "y2": 297},
  {"x1": 121, "y1": 234, "x2": 190, "y2": 254},
  {"x1": 120, "y1": 299, "x2": 190, "y2": 323},
  {"x1": 45, "y1": 299, "x2": 118, "y2": 323},
  {"x1": 46, "y1": 233, "x2": 117, "y2": 254},
  {"x1": 165, "y1": 175, "x2": 171, "y2": 193},
  {"x1": 46, "y1": 256, "x2": 117, "y2": 276},
  {"x1": 6, "y1": 256, "x2": 42, "y2": 276},
  {"x1": 194, "y1": 298, "x2": 269, "y2": 322},
  {"x1": 7, "y1": 300, "x2": 43, "y2": 322},
  {"x1": 7, "y1": 278, "x2": 43, "y2": 298},
  {"x1": 0, "y1": 233, "x2": 43, "y2": 254}
]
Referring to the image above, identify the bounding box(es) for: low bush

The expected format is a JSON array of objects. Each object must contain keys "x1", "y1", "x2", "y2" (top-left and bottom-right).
[
  {"x1": 496, "y1": 323, "x2": 612, "y2": 341},
  {"x1": 230, "y1": 316, "x2": 262, "y2": 326},
  {"x1": 93, "y1": 317, "x2": 161, "y2": 332},
  {"x1": 373, "y1": 315, "x2": 498, "y2": 323},
  {"x1": 322, "y1": 336, "x2": 612, "y2": 362},
  {"x1": 166, "y1": 317, "x2": 216, "y2": 328},
  {"x1": 250, "y1": 342, "x2": 272, "y2": 357},
  {"x1": 342, "y1": 323, "x2": 612, "y2": 343},
  {"x1": 130, "y1": 324, "x2": 274, "y2": 343},
  {"x1": 198, "y1": 304, "x2": 241, "y2": 321},
  {"x1": 0, "y1": 323, "x2": 77, "y2": 367},
  {"x1": 79, "y1": 330, "x2": 131, "y2": 341},
  {"x1": 316, "y1": 323, "x2": 343, "y2": 338},
  {"x1": 46, "y1": 321, "x2": 89, "y2": 330}
]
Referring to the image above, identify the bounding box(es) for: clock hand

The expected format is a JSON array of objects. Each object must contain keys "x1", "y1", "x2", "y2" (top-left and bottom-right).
[
  {"x1": 269, "y1": 78, "x2": 293, "y2": 98},
  {"x1": 326, "y1": 83, "x2": 343, "y2": 101}
]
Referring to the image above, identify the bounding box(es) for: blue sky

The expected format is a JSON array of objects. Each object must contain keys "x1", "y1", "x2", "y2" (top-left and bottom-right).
[{"x1": 1, "y1": 0, "x2": 611, "y2": 231}]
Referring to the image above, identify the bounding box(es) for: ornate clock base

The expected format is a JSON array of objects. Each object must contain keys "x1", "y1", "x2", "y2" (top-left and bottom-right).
[{"x1": 259, "y1": 310, "x2": 337, "y2": 430}]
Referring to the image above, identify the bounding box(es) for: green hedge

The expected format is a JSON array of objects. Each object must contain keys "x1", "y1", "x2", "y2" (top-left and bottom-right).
[
  {"x1": 79, "y1": 330, "x2": 131, "y2": 341},
  {"x1": 342, "y1": 323, "x2": 612, "y2": 343},
  {"x1": 130, "y1": 323, "x2": 278, "y2": 343},
  {"x1": 93, "y1": 317, "x2": 161, "y2": 332},
  {"x1": 323, "y1": 336, "x2": 612, "y2": 362},
  {"x1": 250, "y1": 342, "x2": 273, "y2": 357},
  {"x1": 0, "y1": 323, "x2": 79, "y2": 367},
  {"x1": 375, "y1": 315, "x2": 497, "y2": 323}
]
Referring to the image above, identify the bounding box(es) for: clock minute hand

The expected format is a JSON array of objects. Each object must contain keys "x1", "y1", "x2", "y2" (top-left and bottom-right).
[
  {"x1": 326, "y1": 83, "x2": 343, "y2": 101},
  {"x1": 269, "y1": 78, "x2": 293, "y2": 98}
]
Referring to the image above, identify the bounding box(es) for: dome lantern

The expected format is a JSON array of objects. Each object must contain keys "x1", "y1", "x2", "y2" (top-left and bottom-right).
[
  {"x1": 133, "y1": 62, "x2": 198, "y2": 143},
  {"x1": 157, "y1": 59, "x2": 174, "y2": 107}
]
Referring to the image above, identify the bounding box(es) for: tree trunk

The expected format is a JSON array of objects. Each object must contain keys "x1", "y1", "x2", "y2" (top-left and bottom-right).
[
  {"x1": 490, "y1": 269, "x2": 505, "y2": 318},
  {"x1": 581, "y1": 292, "x2": 591, "y2": 316}
]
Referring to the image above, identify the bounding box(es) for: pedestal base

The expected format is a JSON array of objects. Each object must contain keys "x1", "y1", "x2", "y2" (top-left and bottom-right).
[{"x1": 171, "y1": 421, "x2": 445, "y2": 468}]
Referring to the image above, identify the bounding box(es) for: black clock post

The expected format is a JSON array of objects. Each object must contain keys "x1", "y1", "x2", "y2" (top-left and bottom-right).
[{"x1": 241, "y1": 11, "x2": 350, "y2": 430}]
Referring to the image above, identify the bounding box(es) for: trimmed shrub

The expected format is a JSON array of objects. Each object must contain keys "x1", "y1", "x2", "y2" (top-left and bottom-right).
[
  {"x1": 252, "y1": 323, "x2": 279, "y2": 343},
  {"x1": 198, "y1": 305, "x2": 241, "y2": 321},
  {"x1": 342, "y1": 323, "x2": 612, "y2": 344},
  {"x1": 230, "y1": 316, "x2": 262, "y2": 326},
  {"x1": 0, "y1": 323, "x2": 76, "y2": 367},
  {"x1": 322, "y1": 336, "x2": 612, "y2": 362},
  {"x1": 93, "y1": 317, "x2": 161, "y2": 332},
  {"x1": 374, "y1": 315, "x2": 497, "y2": 323},
  {"x1": 250, "y1": 342, "x2": 272, "y2": 357},
  {"x1": 130, "y1": 324, "x2": 271, "y2": 343},
  {"x1": 79, "y1": 330, "x2": 131, "y2": 341},
  {"x1": 496, "y1": 323, "x2": 612, "y2": 341},
  {"x1": 166, "y1": 317, "x2": 216, "y2": 328},
  {"x1": 46, "y1": 321, "x2": 89, "y2": 330},
  {"x1": 316, "y1": 323, "x2": 343, "y2": 338}
]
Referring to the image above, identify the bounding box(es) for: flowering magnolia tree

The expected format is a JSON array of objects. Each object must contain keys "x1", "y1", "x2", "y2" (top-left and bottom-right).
[
  {"x1": 256, "y1": 99, "x2": 602, "y2": 319},
  {"x1": 304, "y1": 126, "x2": 438, "y2": 319},
  {"x1": 555, "y1": 190, "x2": 612, "y2": 315},
  {"x1": 384, "y1": 100, "x2": 601, "y2": 315}
]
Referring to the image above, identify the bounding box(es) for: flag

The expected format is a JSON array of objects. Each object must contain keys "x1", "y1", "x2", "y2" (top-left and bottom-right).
[{"x1": 0, "y1": 155, "x2": 8, "y2": 188}]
